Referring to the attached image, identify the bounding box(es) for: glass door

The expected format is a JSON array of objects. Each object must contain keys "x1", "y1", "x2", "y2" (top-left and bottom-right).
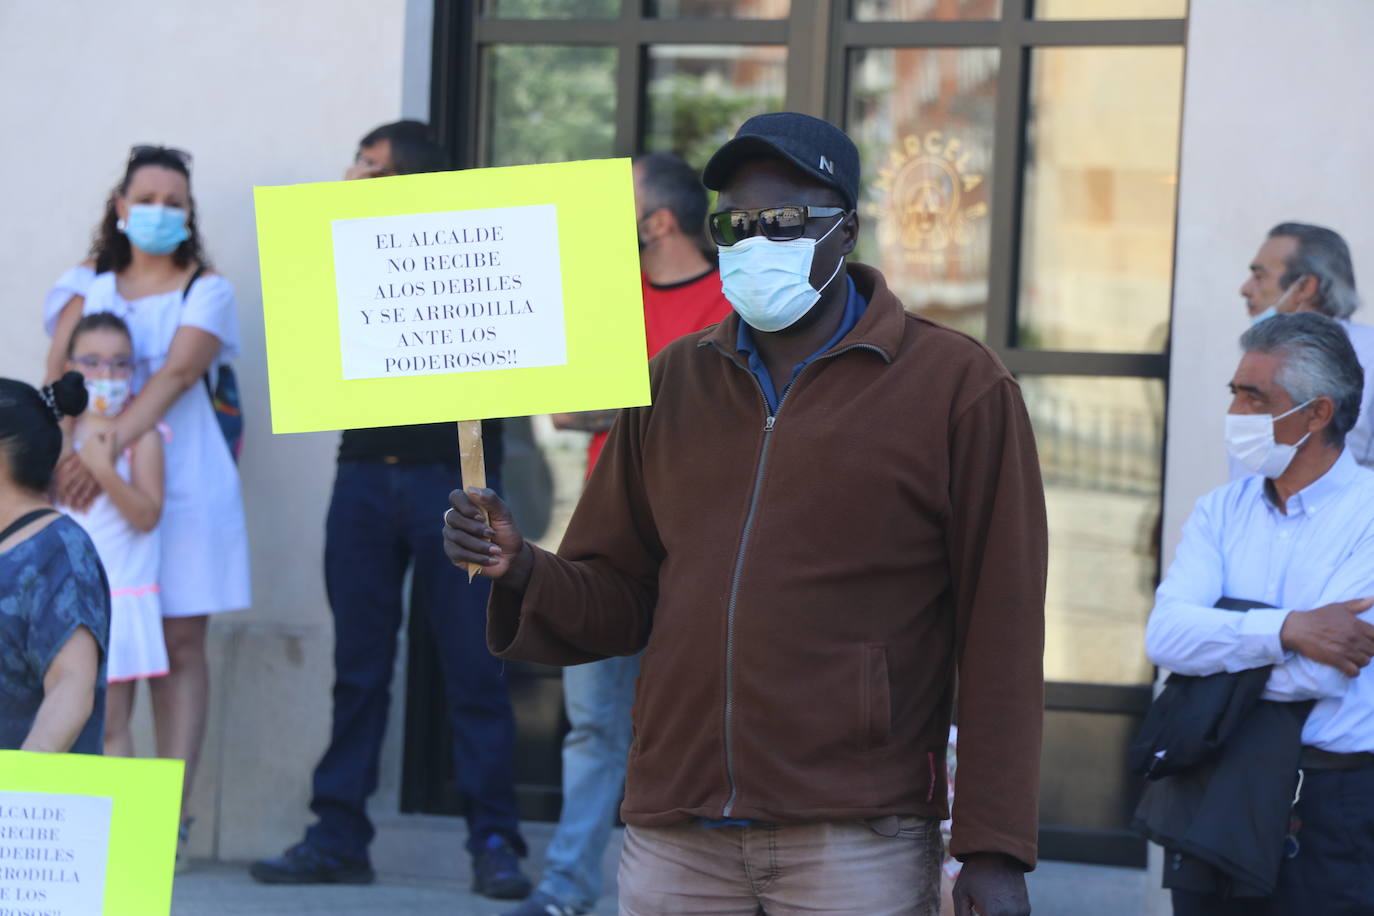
[
  {"x1": 424, "y1": 0, "x2": 1188, "y2": 865},
  {"x1": 831, "y1": 0, "x2": 1185, "y2": 866}
]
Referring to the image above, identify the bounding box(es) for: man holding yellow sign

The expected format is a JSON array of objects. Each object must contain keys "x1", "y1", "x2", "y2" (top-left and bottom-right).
[{"x1": 444, "y1": 113, "x2": 1047, "y2": 916}]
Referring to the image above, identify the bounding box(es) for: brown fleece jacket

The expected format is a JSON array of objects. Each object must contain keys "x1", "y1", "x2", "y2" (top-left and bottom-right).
[{"x1": 488, "y1": 263, "x2": 1047, "y2": 868}]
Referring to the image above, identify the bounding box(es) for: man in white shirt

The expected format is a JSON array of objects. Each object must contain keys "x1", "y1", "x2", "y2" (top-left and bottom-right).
[
  {"x1": 1240, "y1": 222, "x2": 1374, "y2": 467},
  {"x1": 1149, "y1": 312, "x2": 1374, "y2": 914}
]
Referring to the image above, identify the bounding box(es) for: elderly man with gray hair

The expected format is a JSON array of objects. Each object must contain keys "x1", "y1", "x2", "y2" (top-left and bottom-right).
[
  {"x1": 1240, "y1": 222, "x2": 1374, "y2": 466},
  {"x1": 1146, "y1": 312, "x2": 1374, "y2": 914}
]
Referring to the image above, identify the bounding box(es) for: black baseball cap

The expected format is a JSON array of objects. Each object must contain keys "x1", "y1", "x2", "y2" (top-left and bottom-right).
[{"x1": 703, "y1": 112, "x2": 860, "y2": 210}]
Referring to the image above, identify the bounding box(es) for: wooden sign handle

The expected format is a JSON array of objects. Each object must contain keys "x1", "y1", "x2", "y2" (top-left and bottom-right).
[{"x1": 457, "y1": 419, "x2": 487, "y2": 582}]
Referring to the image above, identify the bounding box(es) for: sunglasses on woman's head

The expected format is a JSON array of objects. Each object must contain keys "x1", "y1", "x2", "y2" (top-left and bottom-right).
[
  {"x1": 709, "y1": 205, "x2": 848, "y2": 247},
  {"x1": 128, "y1": 145, "x2": 193, "y2": 170}
]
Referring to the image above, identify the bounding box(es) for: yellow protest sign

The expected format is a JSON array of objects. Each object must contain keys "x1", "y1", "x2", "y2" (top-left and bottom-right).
[
  {"x1": 254, "y1": 158, "x2": 649, "y2": 434},
  {"x1": 0, "y1": 751, "x2": 183, "y2": 915}
]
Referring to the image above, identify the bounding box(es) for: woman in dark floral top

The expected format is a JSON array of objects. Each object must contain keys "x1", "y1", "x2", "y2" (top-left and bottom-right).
[{"x1": 0, "y1": 374, "x2": 108, "y2": 754}]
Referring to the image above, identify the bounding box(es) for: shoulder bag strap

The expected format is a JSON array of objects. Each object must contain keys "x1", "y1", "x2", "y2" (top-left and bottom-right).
[
  {"x1": 181, "y1": 264, "x2": 206, "y2": 301},
  {"x1": 0, "y1": 509, "x2": 59, "y2": 544},
  {"x1": 179, "y1": 265, "x2": 213, "y2": 396}
]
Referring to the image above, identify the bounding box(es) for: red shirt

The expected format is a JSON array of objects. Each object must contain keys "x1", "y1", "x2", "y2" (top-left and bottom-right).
[{"x1": 587, "y1": 269, "x2": 733, "y2": 471}]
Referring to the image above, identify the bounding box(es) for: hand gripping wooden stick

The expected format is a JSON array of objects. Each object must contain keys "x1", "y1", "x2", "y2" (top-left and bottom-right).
[{"x1": 457, "y1": 419, "x2": 487, "y2": 582}]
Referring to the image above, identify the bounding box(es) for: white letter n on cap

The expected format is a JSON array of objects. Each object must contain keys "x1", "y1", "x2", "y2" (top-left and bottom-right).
[{"x1": 819, "y1": 155, "x2": 834, "y2": 174}]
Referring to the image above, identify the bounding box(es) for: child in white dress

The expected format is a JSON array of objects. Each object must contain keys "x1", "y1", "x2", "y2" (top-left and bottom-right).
[{"x1": 60, "y1": 312, "x2": 167, "y2": 756}]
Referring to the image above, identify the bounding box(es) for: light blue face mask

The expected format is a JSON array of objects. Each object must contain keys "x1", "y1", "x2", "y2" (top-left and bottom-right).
[
  {"x1": 717, "y1": 215, "x2": 846, "y2": 333},
  {"x1": 1250, "y1": 275, "x2": 1304, "y2": 326},
  {"x1": 122, "y1": 204, "x2": 190, "y2": 256}
]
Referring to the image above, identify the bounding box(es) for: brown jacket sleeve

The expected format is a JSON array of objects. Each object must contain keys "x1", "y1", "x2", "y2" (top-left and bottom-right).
[
  {"x1": 487, "y1": 394, "x2": 664, "y2": 665},
  {"x1": 945, "y1": 376, "x2": 1048, "y2": 870}
]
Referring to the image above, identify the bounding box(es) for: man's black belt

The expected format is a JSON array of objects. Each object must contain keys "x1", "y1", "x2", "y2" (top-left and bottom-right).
[{"x1": 1299, "y1": 747, "x2": 1374, "y2": 770}]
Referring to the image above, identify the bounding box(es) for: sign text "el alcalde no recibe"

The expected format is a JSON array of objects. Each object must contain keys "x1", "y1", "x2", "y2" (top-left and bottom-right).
[{"x1": 333, "y1": 204, "x2": 564, "y2": 380}]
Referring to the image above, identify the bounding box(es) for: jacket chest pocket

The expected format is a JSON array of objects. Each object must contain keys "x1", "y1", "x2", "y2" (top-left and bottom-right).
[{"x1": 861, "y1": 644, "x2": 892, "y2": 752}]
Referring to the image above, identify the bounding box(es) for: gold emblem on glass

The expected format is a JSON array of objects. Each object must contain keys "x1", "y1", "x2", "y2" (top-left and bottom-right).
[{"x1": 872, "y1": 132, "x2": 987, "y2": 265}]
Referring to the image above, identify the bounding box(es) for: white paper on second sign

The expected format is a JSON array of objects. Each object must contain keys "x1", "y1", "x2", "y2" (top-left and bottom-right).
[
  {"x1": 332, "y1": 204, "x2": 566, "y2": 381},
  {"x1": 0, "y1": 791, "x2": 111, "y2": 914}
]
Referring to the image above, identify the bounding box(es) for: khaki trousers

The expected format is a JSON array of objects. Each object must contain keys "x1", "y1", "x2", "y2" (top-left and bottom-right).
[{"x1": 617, "y1": 816, "x2": 943, "y2": 915}]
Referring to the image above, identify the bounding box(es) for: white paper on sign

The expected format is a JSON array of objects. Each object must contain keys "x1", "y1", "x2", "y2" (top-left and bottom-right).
[
  {"x1": 0, "y1": 791, "x2": 112, "y2": 914},
  {"x1": 332, "y1": 204, "x2": 567, "y2": 381}
]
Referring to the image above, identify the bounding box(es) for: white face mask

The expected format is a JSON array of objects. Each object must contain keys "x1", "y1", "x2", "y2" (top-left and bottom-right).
[
  {"x1": 85, "y1": 377, "x2": 131, "y2": 417},
  {"x1": 1225, "y1": 399, "x2": 1314, "y2": 478},
  {"x1": 717, "y1": 216, "x2": 846, "y2": 333}
]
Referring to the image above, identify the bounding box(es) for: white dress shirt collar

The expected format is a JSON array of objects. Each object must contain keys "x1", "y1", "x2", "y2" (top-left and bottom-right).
[{"x1": 1266, "y1": 447, "x2": 1360, "y2": 517}]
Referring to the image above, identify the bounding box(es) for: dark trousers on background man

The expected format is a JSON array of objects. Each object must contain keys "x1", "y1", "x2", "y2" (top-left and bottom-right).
[
  {"x1": 306, "y1": 460, "x2": 525, "y2": 860},
  {"x1": 1171, "y1": 765, "x2": 1374, "y2": 916}
]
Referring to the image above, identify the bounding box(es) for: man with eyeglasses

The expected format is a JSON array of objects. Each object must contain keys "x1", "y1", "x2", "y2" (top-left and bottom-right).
[
  {"x1": 342, "y1": 120, "x2": 432, "y2": 179},
  {"x1": 444, "y1": 112, "x2": 1047, "y2": 916}
]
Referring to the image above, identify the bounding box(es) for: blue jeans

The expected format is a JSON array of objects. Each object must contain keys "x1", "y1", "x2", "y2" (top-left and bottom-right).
[
  {"x1": 538, "y1": 653, "x2": 640, "y2": 909},
  {"x1": 306, "y1": 461, "x2": 524, "y2": 860}
]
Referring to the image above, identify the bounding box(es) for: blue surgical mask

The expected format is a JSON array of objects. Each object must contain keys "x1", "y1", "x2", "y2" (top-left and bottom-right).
[
  {"x1": 122, "y1": 204, "x2": 190, "y2": 255},
  {"x1": 717, "y1": 216, "x2": 846, "y2": 333},
  {"x1": 1250, "y1": 276, "x2": 1304, "y2": 326}
]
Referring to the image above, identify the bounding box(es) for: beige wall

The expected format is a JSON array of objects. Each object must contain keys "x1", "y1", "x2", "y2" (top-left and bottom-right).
[
  {"x1": 0, "y1": 0, "x2": 413, "y2": 859},
  {"x1": 1164, "y1": 0, "x2": 1374, "y2": 566}
]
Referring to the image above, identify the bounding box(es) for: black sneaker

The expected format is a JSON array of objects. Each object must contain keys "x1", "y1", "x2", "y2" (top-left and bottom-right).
[
  {"x1": 249, "y1": 841, "x2": 376, "y2": 885},
  {"x1": 501, "y1": 890, "x2": 587, "y2": 915},
  {"x1": 471, "y1": 834, "x2": 532, "y2": 900}
]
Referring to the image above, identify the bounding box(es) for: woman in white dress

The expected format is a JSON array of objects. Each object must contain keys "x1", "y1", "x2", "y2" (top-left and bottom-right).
[{"x1": 45, "y1": 145, "x2": 251, "y2": 860}]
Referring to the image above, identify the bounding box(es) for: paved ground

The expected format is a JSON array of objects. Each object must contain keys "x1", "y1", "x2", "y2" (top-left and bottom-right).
[
  {"x1": 171, "y1": 821, "x2": 1158, "y2": 915},
  {"x1": 173, "y1": 820, "x2": 621, "y2": 916},
  {"x1": 171, "y1": 860, "x2": 1151, "y2": 916},
  {"x1": 173, "y1": 868, "x2": 509, "y2": 916}
]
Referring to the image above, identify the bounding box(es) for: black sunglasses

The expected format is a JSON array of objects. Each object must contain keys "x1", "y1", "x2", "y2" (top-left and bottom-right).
[
  {"x1": 128, "y1": 145, "x2": 193, "y2": 171},
  {"x1": 710, "y1": 205, "x2": 847, "y2": 247}
]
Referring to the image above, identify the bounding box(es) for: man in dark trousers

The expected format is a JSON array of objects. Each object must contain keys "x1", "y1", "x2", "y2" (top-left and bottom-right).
[
  {"x1": 1148, "y1": 312, "x2": 1374, "y2": 914},
  {"x1": 445, "y1": 113, "x2": 1046, "y2": 916},
  {"x1": 252, "y1": 121, "x2": 531, "y2": 900}
]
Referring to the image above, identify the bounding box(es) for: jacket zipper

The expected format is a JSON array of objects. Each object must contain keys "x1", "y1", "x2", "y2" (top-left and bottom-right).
[
  {"x1": 717, "y1": 340, "x2": 886, "y2": 817},
  {"x1": 721, "y1": 397, "x2": 773, "y2": 817}
]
